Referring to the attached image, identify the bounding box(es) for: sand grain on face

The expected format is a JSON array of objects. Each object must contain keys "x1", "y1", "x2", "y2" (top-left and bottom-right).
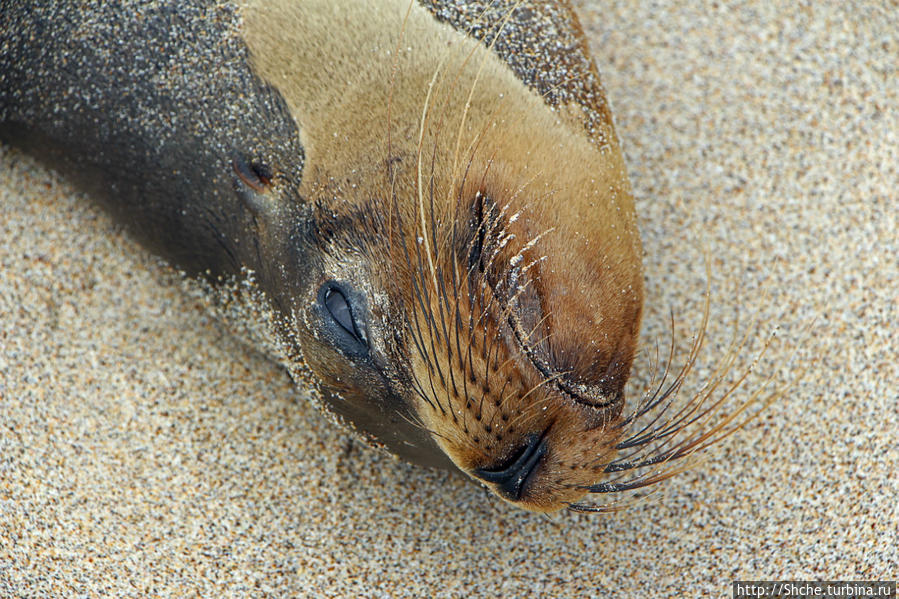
[{"x1": 1, "y1": 1, "x2": 897, "y2": 597}]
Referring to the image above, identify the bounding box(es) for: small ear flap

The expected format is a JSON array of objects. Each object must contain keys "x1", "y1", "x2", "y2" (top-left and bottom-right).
[{"x1": 231, "y1": 153, "x2": 275, "y2": 217}]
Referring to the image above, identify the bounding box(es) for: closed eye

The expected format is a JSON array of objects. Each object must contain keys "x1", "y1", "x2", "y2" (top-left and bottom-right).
[{"x1": 322, "y1": 284, "x2": 368, "y2": 350}]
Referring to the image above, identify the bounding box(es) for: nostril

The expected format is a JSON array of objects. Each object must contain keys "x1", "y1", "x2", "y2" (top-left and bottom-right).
[{"x1": 473, "y1": 433, "x2": 548, "y2": 501}]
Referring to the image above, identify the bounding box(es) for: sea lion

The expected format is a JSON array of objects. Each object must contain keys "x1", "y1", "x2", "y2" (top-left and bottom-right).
[{"x1": 1, "y1": 0, "x2": 720, "y2": 513}]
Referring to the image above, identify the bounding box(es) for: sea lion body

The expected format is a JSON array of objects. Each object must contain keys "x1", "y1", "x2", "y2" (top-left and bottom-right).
[{"x1": 1, "y1": 0, "x2": 644, "y2": 511}]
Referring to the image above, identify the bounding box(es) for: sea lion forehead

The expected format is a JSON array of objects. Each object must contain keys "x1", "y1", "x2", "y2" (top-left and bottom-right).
[
  {"x1": 240, "y1": 0, "x2": 568, "y2": 177},
  {"x1": 241, "y1": 0, "x2": 451, "y2": 147}
]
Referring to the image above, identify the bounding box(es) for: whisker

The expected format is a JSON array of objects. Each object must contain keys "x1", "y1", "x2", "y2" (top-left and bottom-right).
[
  {"x1": 568, "y1": 253, "x2": 812, "y2": 512},
  {"x1": 396, "y1": 409, "x2": 452, "y2": 444},
  {"x1": 416, "y1": 56, "x2": 447, "y2": 297},
  {"x1": 450, "y1": 1, "x2": 523, "y2": 190}
]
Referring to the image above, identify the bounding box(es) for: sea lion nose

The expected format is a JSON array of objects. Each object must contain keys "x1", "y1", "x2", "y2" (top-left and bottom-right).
[{"x1": 472, "y1": 433, "x2": 548, "y2": 501}]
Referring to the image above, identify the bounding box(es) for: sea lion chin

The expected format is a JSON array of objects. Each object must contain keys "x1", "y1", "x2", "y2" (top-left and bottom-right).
[{"x1": 3, "y1": 0, "x2": 656, "y2": 513}]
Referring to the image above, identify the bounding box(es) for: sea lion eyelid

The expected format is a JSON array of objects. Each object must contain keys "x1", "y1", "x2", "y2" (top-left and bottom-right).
[{"x1": 321, "y1": 283, "x2": 368, "y2": 350}]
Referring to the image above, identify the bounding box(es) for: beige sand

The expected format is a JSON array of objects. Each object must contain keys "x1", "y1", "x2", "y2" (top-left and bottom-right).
[{"x1": 1, "y1": 2, "x2": 896, "y2": 597}]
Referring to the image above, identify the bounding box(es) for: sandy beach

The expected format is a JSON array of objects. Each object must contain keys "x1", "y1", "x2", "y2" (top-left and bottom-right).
[{"x1": 1, "y1": 1, "x2": 896, "y2": 597}]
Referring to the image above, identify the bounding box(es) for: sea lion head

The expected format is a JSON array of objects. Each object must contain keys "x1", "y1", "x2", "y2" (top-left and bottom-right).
[{"x1": 243, "y1": 0, "x2": 644, "y2": 512}]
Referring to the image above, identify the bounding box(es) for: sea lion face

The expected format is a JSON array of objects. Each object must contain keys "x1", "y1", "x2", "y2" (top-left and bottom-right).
[
  {"x1": 277, "y1": 140, "x2": 643, "y2": 512},
  {"x1": 244, "y1": 0, "x2": 643, "y2": 511}
]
